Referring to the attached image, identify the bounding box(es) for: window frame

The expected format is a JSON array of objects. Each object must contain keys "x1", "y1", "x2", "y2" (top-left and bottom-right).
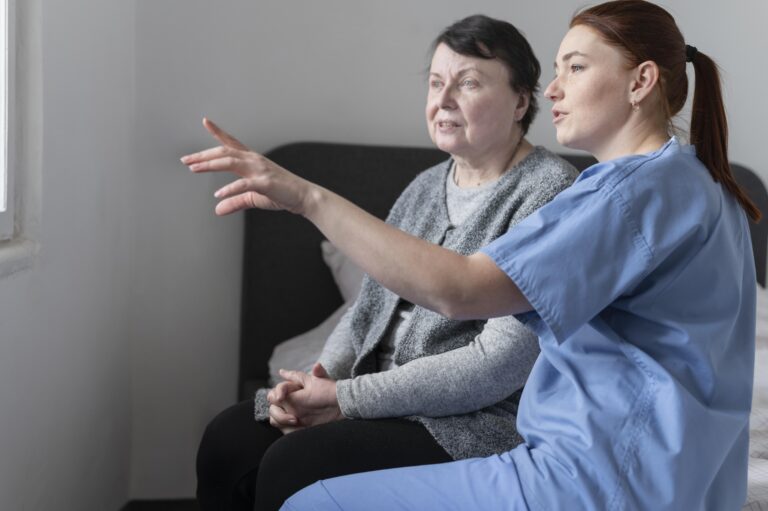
[
  {"x1": 0, "y1": 0, "x2": 12, "y2": 240},
  {"x1": 0, "y1": 0, "x2": 41, "y2": 278}
]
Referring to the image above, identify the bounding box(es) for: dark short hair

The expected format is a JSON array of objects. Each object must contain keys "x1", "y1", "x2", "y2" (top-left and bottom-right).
[{"x1": 431, "y1": 14, "x2": 541, "y2": 134}]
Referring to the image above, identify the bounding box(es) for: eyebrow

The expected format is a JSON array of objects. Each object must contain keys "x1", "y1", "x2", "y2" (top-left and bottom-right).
[
  {"x1": 553, "y1": 51, "x2": 588, "y2": 68},
  {"x1": 429, "y1": 66, "x2": 487, "y2": 78}
]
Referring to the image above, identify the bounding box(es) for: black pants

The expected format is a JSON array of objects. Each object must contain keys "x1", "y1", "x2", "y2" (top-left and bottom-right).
[{"x1": 196, "y1": 400, "x2": 453, "y2": 511}]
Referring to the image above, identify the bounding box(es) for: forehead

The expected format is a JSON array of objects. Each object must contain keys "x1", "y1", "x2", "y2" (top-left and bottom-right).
[
  {"x1": 430, "y1": 43, "x2": 509, "y2": 78},
  {"x1": 555, "y1": 25, "x2": 623, "y2": 64}
]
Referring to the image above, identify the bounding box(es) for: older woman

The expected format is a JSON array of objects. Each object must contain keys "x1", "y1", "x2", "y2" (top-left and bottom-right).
[
  {"x1": 189, "y1": 2, "x2": 760, "y2": 510},
  {"x1": 192, "y1": 15, "x2": 576, "y2": 511}
]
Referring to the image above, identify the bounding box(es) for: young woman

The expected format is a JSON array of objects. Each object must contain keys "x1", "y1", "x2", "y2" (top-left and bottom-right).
[{"x1": 184, "y1": 1, "x2": 761, "y2": 509}]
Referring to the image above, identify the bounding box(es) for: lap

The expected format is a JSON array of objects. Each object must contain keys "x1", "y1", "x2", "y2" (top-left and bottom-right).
[
  {"x1": 264, "y1": 417, "x2": 451, "y2": 471},
  {"x1": 197, "y1": 400, "x2": 282, "y2": 482},
  {"x1": 282, "y1": 453, "x2": 532, "y2": 511},
  {"x1": 256, "y1": 418, "x2": 452, "y2": 510},
  {"x1": 198, "y1": 401, "x2": 455, "y2": 511}
]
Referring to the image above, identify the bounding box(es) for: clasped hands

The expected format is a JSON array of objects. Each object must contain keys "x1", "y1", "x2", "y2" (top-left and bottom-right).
[{"x1": 267, "y1": 362, "x2": 344, "y2": 435}]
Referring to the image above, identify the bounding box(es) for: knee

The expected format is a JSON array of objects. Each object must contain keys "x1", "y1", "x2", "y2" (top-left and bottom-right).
[
  {"x1": 196, "y1": 402, "x2": 248, "y2": 482},
  {"x1": 257, "y1": 431, "x2": 307, "y2": 480},
  {"x1": 255, "y1": 429, "x2": 327, "y2": 508}
]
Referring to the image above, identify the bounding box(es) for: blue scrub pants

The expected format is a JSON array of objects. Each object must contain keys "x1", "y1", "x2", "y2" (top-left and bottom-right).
[{"x1": 281, "y1": 453, "x2": 531, "y2": 511}]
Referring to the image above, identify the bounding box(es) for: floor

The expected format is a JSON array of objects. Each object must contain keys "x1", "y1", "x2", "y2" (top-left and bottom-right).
[{"x1": 122, "y1": 500, "x2": 200, "y2": 511}]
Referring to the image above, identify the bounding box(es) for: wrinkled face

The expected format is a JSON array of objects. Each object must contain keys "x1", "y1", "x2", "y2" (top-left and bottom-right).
[
  {"x1": 426, "y1": 43, "x2": 526, "y2": 162},
  {"x1": 544, "y1": 25, "x2": 635, "y2": 156}
]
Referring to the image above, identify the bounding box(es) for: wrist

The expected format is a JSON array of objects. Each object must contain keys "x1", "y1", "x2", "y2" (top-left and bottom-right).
[
  {"x1": 300, "y1": 183, "x2": 326, "y2": 220},
  {"x1": 335, "y1": 379, "x2": 358, "y2": 418},
  {"x1": 333, "y1": 389, "x2": 344, "y2": 421}
]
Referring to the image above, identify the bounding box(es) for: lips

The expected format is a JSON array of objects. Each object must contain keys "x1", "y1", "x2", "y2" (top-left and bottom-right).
[
  {"x1": 437, "y1": 121, "x2": 461, "y2": 128},
  {"x1": 551, "y1": 109, "x2": 567, "y2": 123}
]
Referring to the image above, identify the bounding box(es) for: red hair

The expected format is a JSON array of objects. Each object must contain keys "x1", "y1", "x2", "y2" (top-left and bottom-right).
[{"x1": 571, "y1": 0, "x2": 761, "y2": 222}]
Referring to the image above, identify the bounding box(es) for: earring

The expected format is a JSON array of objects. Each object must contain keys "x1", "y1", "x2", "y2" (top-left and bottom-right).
[{"x1": 631, "y1": 99, "x2": 640, "y2": 112}]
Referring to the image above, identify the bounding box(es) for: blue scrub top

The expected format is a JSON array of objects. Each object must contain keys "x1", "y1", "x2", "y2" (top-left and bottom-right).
[
  {"x1": 480, "y1": 137, "x2": 756, "y2": 510},
  {"x1": 282, "y1": 138, "x2": 756, "y2": 511}
]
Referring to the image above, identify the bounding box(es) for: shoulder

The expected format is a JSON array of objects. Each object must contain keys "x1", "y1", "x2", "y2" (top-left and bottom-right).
[
  {"x1": 386, "y1": 159, "x2": 450, "y2": 219},
  {"x1": 503, "y1": 147, "x2": 578, "y2": 207},
  {"x1": 595, "y1": 139, "x2": 717, "y2": 220},
  {"x1": 512, "y1": 147, "x2": 579, "y2": 196},
  {"x1": 575, "y1": 139, "x2": 718, "y2": 260},
  {"x1": 588, "y1": 138, "x2": 702, "y2": 193},
  {"x1": 403, "y1": 159, "x2": 452, "y2": 192},
  {"x1": 522, "y1": 147, "x2": 580, "y2": 182}
]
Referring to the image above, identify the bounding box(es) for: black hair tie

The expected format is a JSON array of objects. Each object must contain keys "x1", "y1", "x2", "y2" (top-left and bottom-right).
[{"x1": 685, "y1": 44, "x2": 698, "y2": 63}]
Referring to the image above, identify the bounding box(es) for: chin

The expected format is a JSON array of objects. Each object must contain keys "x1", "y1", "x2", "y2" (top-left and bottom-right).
[
  {"x1": 556, "y1": 132, "x2": 582, "y2": 152},
  {"x1": 435, "y1": 140, "x2": 460, "y2": 155}
]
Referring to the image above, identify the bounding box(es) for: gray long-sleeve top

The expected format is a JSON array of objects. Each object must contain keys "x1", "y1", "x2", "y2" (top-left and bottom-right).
[
  {"x1": 325, "y1": 308, "x2": 540, "y2": 419},
  {"x1": 255, "y1": 147, "x2": 578, "y2": 459}
]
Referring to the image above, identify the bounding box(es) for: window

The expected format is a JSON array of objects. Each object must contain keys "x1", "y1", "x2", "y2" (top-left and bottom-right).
[
  {"x1": 0, "y1": 0, "x2": 39, "y2": 278},
  {"x1": 0, "y1": 0, "x2": 13, "y2": 240}
]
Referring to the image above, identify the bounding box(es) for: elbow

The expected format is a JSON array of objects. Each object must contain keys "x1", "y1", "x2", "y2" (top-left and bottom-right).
[
  {"x1": 434, "y1": 302, "x2": 462, "y2": 320},
  {"x1": 432, "y1": 295, "x2": 477, "y2": 321},
  {"x1": 427, "y1": 276, "x2": 485, "y2": 320},
  {"x1": 421, "y1": 254, "x2": 499, "y2": 320}
]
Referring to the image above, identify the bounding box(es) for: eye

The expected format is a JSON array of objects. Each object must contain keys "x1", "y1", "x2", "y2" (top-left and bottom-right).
[
  {"x1": 430, "y1": 79, "x2": 444, "y2": 89},
  {"x1": 570, "y1": 64, "x2": 584, "y2": 72},
  {"x1": 460, "y1": 79, "x2": 478, "y2": 89}
]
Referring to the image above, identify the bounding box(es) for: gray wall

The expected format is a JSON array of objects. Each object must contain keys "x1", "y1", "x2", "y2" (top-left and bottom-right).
[
  {"x1": 0, "y1": 0, "x2": 135, "y2": 509},
  {"x1": 0, "y1": 1, "x2": 765, "y2": 508}
]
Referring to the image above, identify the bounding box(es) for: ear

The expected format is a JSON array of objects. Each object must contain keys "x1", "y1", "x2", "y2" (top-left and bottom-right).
[
  {"x1": 629, "y1": 60, "x2": 660, "y2": 105},
  {"x1": 514, "y1": 92, "x2": 530, "y2": 123}
]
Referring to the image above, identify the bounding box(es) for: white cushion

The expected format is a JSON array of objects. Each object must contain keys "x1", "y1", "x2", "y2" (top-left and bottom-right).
[
  {"x1": 745, "y1": 286, "x2": 768, "y2": 509},
  {"x1": 267, "y1": 241, "x2": 365, "y2": 386},
  {"x1": 321, "y1": 240, "x2": 365, "y2": 302},
  {"x1": 268, "y1": 302, "x2": 352, "y2": 386}
]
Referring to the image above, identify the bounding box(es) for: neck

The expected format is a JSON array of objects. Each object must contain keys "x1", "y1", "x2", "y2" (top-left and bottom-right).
[
  {"x1": 593, "y1": 113, "x2": 669, "y2": 162},
  {"x1": 453, "y1": 137, "x2": 531, "y2": 188}
]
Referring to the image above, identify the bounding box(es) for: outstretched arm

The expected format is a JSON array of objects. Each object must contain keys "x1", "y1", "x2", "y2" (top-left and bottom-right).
[{"x1": 182, "y1": 119, "x2": 531, "y2": 320}]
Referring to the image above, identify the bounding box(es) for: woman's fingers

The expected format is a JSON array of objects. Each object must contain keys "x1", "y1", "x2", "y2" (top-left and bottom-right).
[
  {"x1": 271, "y1": 381, "x2": 304, "y2": 402},
  {"x1": 181, "y1": 145, "x2": 236, "y2": 166},
  {"x1": 214, "y1": 195, "x2": 255, "y2": 216},
  {"x1": 184, "y1": 118, "x2": 312, "y2": 215},
  {"x1": 213, "y1": 177, "x2": 280, "y2": 209},
  {"x1": 214, "y1": 178, "x2": 254, "y2": 200},
  {"x1": 269, "y1": 404, "x2": 298, "y2": 427},
  {"x1": 187, "y1": 155, "x2": 245, "y2": 173},
  {"x1": 311, "y1": 362, "x2": 330, "y2": 379},
  {"x1": 278, "y1": 370, "x2": 312, "y2": 390},
  {"x1": 214, "y1": 192, "x2": 280, "y2": 216},
  {"x1": 203, "y1": 117, "x2": 248, "y2": 150}
]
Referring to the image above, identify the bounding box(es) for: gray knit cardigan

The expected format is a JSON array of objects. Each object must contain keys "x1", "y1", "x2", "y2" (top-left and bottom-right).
[{"x1": 255, "y1": 147, "x2": 578, "y2": 459}]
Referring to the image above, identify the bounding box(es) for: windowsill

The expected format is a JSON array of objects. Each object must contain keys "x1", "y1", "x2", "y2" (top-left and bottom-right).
[{"x1": 0, "y1": 237, "x2": 37, "y2": 278}]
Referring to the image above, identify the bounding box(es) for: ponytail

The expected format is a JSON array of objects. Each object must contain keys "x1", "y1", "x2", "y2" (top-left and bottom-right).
[{"x1": 689, "y1": 51, "x2": 761, "y2": 222}]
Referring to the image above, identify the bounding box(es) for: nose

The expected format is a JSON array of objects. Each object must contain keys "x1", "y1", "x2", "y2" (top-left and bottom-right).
[
  {"x1": 544, "y1": 76, "x2": 562, "y2": 102},
  {"x1": 436, "y1": 84, "x2": 457, "y2": 110}
]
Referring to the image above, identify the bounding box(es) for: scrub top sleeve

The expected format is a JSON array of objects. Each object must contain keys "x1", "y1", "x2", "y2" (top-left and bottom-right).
[{"x1": 481, "y1": 184, "x2": 653, "y2": 343}]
